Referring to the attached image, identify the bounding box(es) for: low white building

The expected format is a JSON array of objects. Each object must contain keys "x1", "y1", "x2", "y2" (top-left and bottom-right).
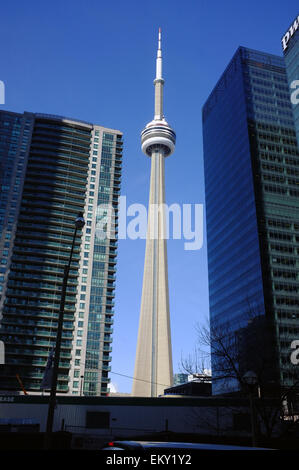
[{"x1": 0, "y1": 394, "x2": 282, "y2": 449}]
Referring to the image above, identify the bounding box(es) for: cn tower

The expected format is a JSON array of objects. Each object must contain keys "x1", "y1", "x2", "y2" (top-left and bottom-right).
[{"x1": 132, "y1": 29, "x2": 176, "y2": 397}]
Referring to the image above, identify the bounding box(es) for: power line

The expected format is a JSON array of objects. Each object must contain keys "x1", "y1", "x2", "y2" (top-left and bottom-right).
[
  {"x1": 110, "y1": 370, "x2": 170, "y2": 388},
  {"x1": 68, "y1": 358, "x2": 171, "y2": 388}
]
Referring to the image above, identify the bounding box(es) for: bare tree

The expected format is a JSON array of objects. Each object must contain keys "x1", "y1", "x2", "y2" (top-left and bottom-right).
[
  {"x1": 181, "y1": 312, "x2": 299, "y2": 439},
  {"x1": 180, "y1": 345, "x2": 210, "y2": 379}
]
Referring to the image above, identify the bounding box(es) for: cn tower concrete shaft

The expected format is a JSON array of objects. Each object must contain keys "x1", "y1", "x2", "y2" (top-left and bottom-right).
[{"x1": 132, "y1": 29, "x2": 175, "y2": 397}]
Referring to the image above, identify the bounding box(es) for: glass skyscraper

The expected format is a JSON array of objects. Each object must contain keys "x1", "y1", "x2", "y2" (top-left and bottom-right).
[
  {"x1": 203, "y1": 47, "x2": 299, "y2": 395},
  {"x1": 283, "y1": 14, "x2": 299, "y2": 143},
  {"x1": 0, "y1": 111, "x2": 122, "y2": 396}
]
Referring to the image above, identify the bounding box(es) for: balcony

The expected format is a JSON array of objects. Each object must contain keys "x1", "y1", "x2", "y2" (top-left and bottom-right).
[
  {"x1": 7, "y1": 357, "x2": 70, "y2": 368},
  {"x1": 7, "y1": 348, "x2": 71, "y2": 359},
  {"x1": 101, "y1": 377, "x2": 110, "y2": 383},
  {"x1": 103, "y1": 355, "x2": 112, "y2": 362},
  {"x1": 103, "y1": 337, "x2": 112, "y2": 344},
  {"x1": 27, "y1": 383, "x2": 69, "y2": 392},
  {"x1": 104, "y1": 329, "x2": 113, "y2": 337}
]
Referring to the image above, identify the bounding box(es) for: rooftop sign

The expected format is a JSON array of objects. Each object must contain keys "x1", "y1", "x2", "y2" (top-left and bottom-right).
[{"x1": 282, "y1": 15, "x2": 299, "y2": 51}]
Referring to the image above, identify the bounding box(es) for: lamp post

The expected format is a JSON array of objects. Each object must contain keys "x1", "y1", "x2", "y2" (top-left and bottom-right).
[
  {"x1": 44, "y1": 212, "x2": 85, "y2": 448},
  {"x1": 243, "y1": 370, "x2": 258, "y2": 447},
  {"x1": 80, "y1": 374, "x2": 84, "y2": 396}
]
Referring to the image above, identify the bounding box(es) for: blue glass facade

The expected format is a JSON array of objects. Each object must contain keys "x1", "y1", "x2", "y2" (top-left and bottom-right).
[
  {"x1": 203, "y1": 47, "x2": 299, "y2": 394},
  {"x1": 0, "y1": 112, "x2": 33, "y2": 300},
  {"x1": 203, "y1": 49, "x2": 266, "y2": 393},
  {"x1": 283, "y1": 17, "x2": 299, "y2": 144}
]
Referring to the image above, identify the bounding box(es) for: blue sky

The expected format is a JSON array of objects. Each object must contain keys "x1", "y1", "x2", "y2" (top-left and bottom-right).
[{"x1": 1, "y1": 0, "x2": 298, "y2": 393}]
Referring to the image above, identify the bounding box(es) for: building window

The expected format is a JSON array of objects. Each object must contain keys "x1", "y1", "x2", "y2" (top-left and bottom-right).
[{"x1": 86, "y1": 411, "x2": 110, "y2": 429}]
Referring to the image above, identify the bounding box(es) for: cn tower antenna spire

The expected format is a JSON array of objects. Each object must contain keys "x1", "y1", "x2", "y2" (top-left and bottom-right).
[
  {"x1": 132, "y1": 29, "x2": 176, "y2": 397},
  {"x1": 154, "y1": 27, "x2": 165, "y2": 120},
  {"x1": 156, "y1": 27, "x2": 162, "y2": 80}
]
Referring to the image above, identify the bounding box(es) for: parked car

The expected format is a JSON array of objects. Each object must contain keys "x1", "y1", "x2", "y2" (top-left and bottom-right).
[{"x1": 101, "y1": 440, "x2": 274, "y2": 451}]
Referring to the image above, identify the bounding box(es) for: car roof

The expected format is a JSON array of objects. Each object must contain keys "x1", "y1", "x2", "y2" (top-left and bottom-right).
[{"x1": 111, "y1": 441, "x2": 273, "y2": 450}]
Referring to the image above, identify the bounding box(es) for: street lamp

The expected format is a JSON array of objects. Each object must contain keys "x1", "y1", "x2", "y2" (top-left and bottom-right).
[
  {"x1": 45, "y1": 212, "x2": 85, "y2": 448},
  {"x1": 243, "y1": 370, "x2": 258, "y2": 447},
  {"x1": 80, "y1": 374, "x2": 84, "y2": 396}
]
